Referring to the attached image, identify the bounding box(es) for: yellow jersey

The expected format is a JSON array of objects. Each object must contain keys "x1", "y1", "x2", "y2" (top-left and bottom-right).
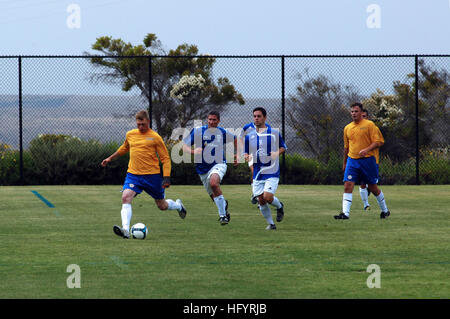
[
  {"x1": 343, "y1": 119, "x2": 384, "y2": 163},
  {"x1": 117, "y1": 129, "x2": 171, "y2": 176}
]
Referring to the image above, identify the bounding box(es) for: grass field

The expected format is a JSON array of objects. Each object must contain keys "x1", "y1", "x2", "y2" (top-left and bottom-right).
[{"x1": 0, "y1": 184, "x2": 449, "y2": 299}]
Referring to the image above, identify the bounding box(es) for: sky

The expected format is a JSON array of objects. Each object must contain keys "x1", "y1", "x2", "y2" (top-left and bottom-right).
[{"x1": 0, "y1": 0, "x2": 449, "y2": 56}]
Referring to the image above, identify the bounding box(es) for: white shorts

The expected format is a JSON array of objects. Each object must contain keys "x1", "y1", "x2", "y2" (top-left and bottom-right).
[
  {"x1": 252, "y1": 177, "x2": 279, "y2": 197},
  {"x1": 199, "y1": 163, "x2": 227, "y2": 196}
]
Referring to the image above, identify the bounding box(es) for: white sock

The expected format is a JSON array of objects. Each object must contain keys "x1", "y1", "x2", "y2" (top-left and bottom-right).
[
  {"x1": 259, "y1": 204, "x2": 274, "y2": 225},
  {"x1": 359, "y1": 187, "x2": 369, "y2": 207},
  {"x1": 269, "y1": 196, "x2": 282, "y2": 209},
  {"x1": 213, "y1": 195, "x2": 227, "y2": 217},
  {"x1": 342, "y1": 193, "x2": 352, "y2": 216},
  {"x1": 166, "y1": 199, "x2": 181, "y2": 211},
  {"x1": 121, "y1": 203, "x2": 132, "y2": 231},
  {"x1": 376, "y1": 191, "x2": 389, "y2": 213}
]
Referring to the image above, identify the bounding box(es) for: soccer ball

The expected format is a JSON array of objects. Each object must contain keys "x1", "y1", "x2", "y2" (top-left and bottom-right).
[{"x1": 131, "y1": 223, "x2": 148, "y2": 239}]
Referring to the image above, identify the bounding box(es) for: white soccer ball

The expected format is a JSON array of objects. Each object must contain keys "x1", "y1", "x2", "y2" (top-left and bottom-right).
[{"x1": 131, "y1": 223, "x2": 148, "y2": 239}]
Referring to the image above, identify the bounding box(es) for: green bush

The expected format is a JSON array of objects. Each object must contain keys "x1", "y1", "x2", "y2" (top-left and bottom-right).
[
  {"x1": 1, "y1": 136, "x2": 448, "y2": 185},
  {"x1": 28, "y1": 134, "x2": 129, "y2": 185}
]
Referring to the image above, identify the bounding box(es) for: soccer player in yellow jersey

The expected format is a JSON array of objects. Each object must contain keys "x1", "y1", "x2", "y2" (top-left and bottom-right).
[
  {"x1": 334, "y1": 103, "x2": 391, "y2": 220},
  {"x1": 101, "y1": 110, "x2": 187, "y2": 239},
  {"x1": 358, "y1": 109, "x2": 382, "y2": 211}
]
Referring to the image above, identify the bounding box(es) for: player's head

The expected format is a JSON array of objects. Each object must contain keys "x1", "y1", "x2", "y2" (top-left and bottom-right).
[
  {"x1": 252, "y1": 107, "x2": 267, "y2": 127},
  {"x1": 207, "y1": 110, "x2": 220, "y2": 128},
  {"x1": 135, "y1": 110, "x2": 150, "y2": 133},
  {"x1": 350, "y1": 102, "x2": 363, "y2": 122},
  {"x1": 361, "y1": 109, "x2": 369, "y2": 119}
]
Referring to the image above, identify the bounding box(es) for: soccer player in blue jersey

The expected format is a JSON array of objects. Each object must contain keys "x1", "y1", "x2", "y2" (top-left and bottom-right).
[
  {"x1": 244, "y1": 107, "x2": 286, "y2": 230},
  {"x1": 238, "y1": 121, "x2": 272, "y2": 205},
  {"x1": 182, "y1": 111, "x2": 237, "y2": 225}
]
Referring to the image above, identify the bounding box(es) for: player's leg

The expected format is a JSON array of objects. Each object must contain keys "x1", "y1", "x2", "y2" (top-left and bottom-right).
[
  {"x1": 364, "y1": 157, "x2": 390, "y2": 219},
  {"x1": 114, "y1": 173, "x2": 142, "y2": 238},
  {"x1": 262, "y1": 177, "x2": 284, "y2": 222},
  {"x1": 335, "y1": 158, "x2": 357, "y2": 219},
  {"x1": 142, "y1": 174, "x2": 186, "y2": 219},
  {"x1": 208, "y1": 164, "x2": 229, "y2": 225},
  {"x1": 359, "y1": 183, "x2": 370, "y2": 211},
  {"x1": 255, "y1": 180, "x2": 276, "y2": 230}
]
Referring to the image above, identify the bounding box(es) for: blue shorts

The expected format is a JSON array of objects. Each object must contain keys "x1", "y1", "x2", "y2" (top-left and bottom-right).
[
  {"x1": 123, "y1": 173, "x2": 165, "y2": 200},
  {"x1": 343, "y1": 156, "x2": 379, "y2": 185}
]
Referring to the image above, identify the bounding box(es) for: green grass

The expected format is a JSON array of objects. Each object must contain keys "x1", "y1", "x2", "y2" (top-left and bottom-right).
[{"x1": 0, "y1": 185, "x2": 449, "y2": 298}]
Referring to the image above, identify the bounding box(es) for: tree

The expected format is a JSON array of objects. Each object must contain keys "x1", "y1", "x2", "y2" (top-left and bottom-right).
[
  {"x1": 286, "y1": 71, "x2": 362, "y2": 163},
  {"x1": 363, "y1": 59, "x2": 449, "y2": 162},
  {"x1": 87, "y1": 33, "x2": 244, "y2": 140}
]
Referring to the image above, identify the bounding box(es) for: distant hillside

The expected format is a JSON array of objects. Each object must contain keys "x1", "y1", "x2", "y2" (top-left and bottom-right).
[{"x1": 0, "y1": 95, "x2": 304, "y2": 152}]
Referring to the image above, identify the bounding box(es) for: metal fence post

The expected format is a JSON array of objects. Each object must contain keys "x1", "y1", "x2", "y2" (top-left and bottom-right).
[
  {"x1": 415, "y1": 55, "x2": 420, "y2": 185},
  {"x1": 148, "y1": 56, "x2": 153, "y2": 129},
  {"x1": 18, "y1": 56, "x2": 24, "y2": 185},
  {"x1": 281, "y1": 55, "x2": 286, "y2": 184}
]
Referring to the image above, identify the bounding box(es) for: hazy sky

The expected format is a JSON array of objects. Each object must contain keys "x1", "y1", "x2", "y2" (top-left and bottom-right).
[{"x1": 0, "y1": 0, "x2": 449, "y2": 56}]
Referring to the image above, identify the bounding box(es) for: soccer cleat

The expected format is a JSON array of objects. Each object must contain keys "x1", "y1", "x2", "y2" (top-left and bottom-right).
[
  {"x1": 265, "y1": 224, "x2": 277, "y2": 230},
  {"x1": 251, "y1": 195, "x2": 258, "y2": 205},
  {"x1": 276, "y1": 201, "x2": 284, "y2": 222},
  {"x1": 219, "y1": 216, "x2": 229, "y2": 225},
  {"x1": 176, "y1": 199, "x2": 187, "y2": 219},
  {"x1": 225, "y1": 200, "x2": 230, "y2": 222},
  {"x1": 334, "y1": 212, "x2": 349, "y2": 220},
  {"x1": 367, "y1": 189, "x2": 371, "y2": 197},
  {"x1": 364, "y1": 204, "x2": 371, "y2": 211},
  {"x1": 380, "y1": 210, "x2": 390, "y2": 219},
  {"x1": 113, "y1": 225, "x2": 130, "y2": 239}
]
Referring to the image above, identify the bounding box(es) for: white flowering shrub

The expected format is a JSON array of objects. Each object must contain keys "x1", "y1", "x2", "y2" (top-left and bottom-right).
[
  {"x1": 363, "y1": 89, "x2": 404, "y2": 128},
  {"x1": 170, "y1": 74, "x2": 206, "y2": 100}
]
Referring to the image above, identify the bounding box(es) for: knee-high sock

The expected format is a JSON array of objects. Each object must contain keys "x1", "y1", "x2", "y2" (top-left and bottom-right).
[
  {"x1": 121, "y1": 203, "x2": 132, "y2": 231},
  {"x1": 259, "y1": 204, "x2": 274, "y2": 225},
  {"x1": 342, "y1": 193, "x2": 352, "y2": 216}
]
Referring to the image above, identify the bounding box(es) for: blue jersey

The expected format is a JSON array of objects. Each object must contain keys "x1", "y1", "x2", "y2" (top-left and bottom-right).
[
  {"x1": 183, "y1": 125, "x2": 236, "y2": 175},
  {"x1": 244, "y1": 126, "x2": 287, "y2": 180},
  {"x1": 239, "y1": 122, "x2": 272, "y2": 140}
]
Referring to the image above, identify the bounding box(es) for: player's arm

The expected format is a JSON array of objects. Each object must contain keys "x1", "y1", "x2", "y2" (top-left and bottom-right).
[
  {"x1": 342, "y1": 147, "x2": 349, "y2": 171},
  {"x1": 270, "y1": 132, "x2": 287, "y2": 160},
  {"x1": 359, "y1": 124, "x2": 384, "y2": 157},
  {"x1": 359, "y1": 142, "x2": 382, "y2": 157},
  {"x1": 101, "y1": 139, "x2": 129, "y2": 167},
  {"x1": 156, "y1": 136, "x2": 172, "y2": 188},
  {"x1": 182, "y1": 128, "x2": 202, "y2": 155}
]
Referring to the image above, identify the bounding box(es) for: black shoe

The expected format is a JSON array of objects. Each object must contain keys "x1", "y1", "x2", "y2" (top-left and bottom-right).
[
  {"x1": 113, "y1": 225, "x2": 130, "y2": 239},
  {"x1": 219, "y1": 216, "x2": 229, "y2": 225},
  {"x1": 367, "y1": 189, "x2": 371, "y2": 197},
  {"x1": 334, "y1": 212, "x2": 349, "y2": 220},
  {"x1": 380, "y1": 211, "x2": 390, "y2": 219},
  {"x1": 276, "y1": 202, "x2": 284, "y2": 222},
  {"x1": 176, "y1": 199, "x2": 187, "y2": 219},
  {"x1": 265, "y1": 224, "x2": 277, "y2": 230},
  {"x1": 251, "y1": 195, "x2": 258, "y2": 204},
  {"x1": 364, "y1": 205, "x2": 371, "y2": 211}
]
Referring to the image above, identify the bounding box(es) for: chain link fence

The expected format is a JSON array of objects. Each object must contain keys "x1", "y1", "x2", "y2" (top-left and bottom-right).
[{"x1": 0, "y1": 55, "x2": 449, "y2": 185}]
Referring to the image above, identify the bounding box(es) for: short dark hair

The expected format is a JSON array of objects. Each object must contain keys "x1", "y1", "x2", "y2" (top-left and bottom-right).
[
  {"x1": 350, "y1": 102, "x2": 363, "y2": 110},
  {"x1": 135, "y1": 110, "x2": 149, "y2": 121},
  {"x1": 252, "y1": 107, "x2": 267, "y2": 117},
  {"x1": 208, "y1": 110, "x2": 220, "y2": 120},
  {"x1": 362, "y1": 109, "x2": 369, "y2": 116}
]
